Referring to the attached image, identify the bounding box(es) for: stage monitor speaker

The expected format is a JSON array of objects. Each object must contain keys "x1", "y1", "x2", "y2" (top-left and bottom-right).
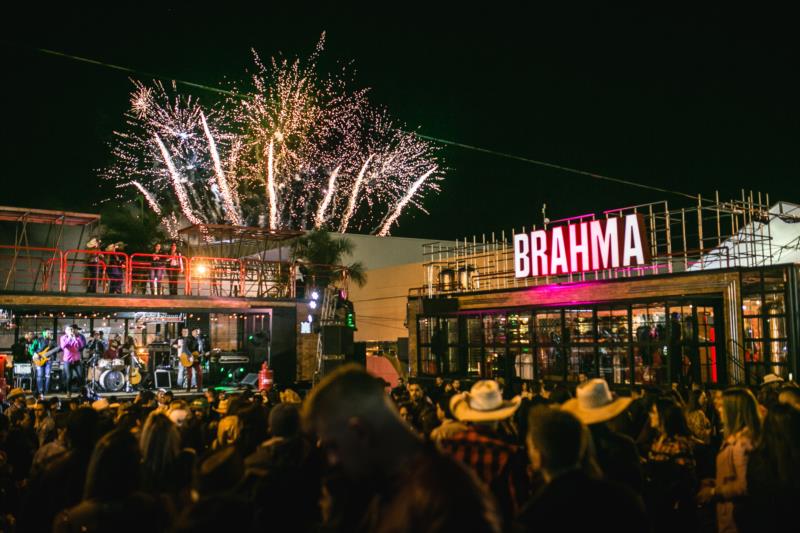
[
  {"x1": 240, "y1": 372, "x2": 259, "y2": 387},
  {"x1": 154, "y1": 369, "x2": 172, "y2": 389},
  {"x1": 322, "y1": 325, "x2": 353, "y2": 356}
]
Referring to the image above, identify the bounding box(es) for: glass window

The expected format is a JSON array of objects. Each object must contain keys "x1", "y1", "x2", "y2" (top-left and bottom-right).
[
  {"x1": 537, "y1": 345, "x2": 564, "y2": 381},
  {"x1": 485, "y1": 347, "x2": 506, "y2": 379},
  {"x1": 446, "y1": 318, "x2": 459, "y2": 345},
  {"x1": 766, "y1": 317, "x2": 786, "y2": 339},
  {"x1": 419, "y1": 346, "x2": 437, "y2": 375},
  {"x1": 632, "y1": 304, "x2": 667, "y2": 385},
  {"x1": 467, "y1": 317, "x2": 482, "y2": 345},
  {"x1": 742, "y1": 297, "x2": 762, "y2": 317},
  {"x1": 445, "y1": 346, "x2": 460, "y2": 374},
  {"x1": 744, "y1": 316, "x2": 763, "y2": 340},
  {"x1": 483, "y1": 314, "x2": 507, "y2": 346},
  {"x1": 567, "y1": 346, "x2": 596, "y2": 381},
  {"x1": 535, "y1": 312, "x2": 562, "y2": 345},
  {"x1": 468, "y1": 347, "x2": 482, "y2": 375},
  {"x1": 210, "y1": 314, "x2": 239, "y2": 351},
  {"x1": 564, "y1": 309, "x2": 594, "y2": 343},
  {"x1": 762, "y1": 269, "x2": 787, "y2": 292},
  {"x1": 508, "y1": 313, "x2": 532, "y2": 345},
  {"x1": 764, "y1": 292, "x2": 785, "y2": 315},
  {"x1": 598, "y1": 307, "x2": 629, "y2": 385},
  {"x1": 417, "y1": 317, "x2": 432, "y2": 345},
  {"x1": 514, "y1": 347, "x2": 534, "y2": 380}
]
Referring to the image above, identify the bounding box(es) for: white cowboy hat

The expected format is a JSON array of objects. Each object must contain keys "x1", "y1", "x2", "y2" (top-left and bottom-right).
[
  {"x1": 450, "y1": 380, "x2": 521, "y2": 422},
  {"x1": 562, "y1": 378, "x2": 632, "y2": 425},
  {"x1": 762, "y1": 373, "x2": 784, "y2": 385}
]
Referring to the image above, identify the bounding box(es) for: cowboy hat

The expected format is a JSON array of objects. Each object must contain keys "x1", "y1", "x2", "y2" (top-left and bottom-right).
[
  {"x1": 450, "y1": 380, "x2": 521, "y2": 422},
  {"x1": 92, "y1": 398, "x2": 110, "y2": 411},
  {"x1": 562, "y1": 379, "x2": 632, "y2": 425},
  {"x1": 763, "y1": 373, "x2": 784, "y2": 385},
  {"x1": 86, "y1": 237, "x2": 100, "y2": 249},
  {"x1": 7, "y1": 388, "x2": 26, "y2": 401}
]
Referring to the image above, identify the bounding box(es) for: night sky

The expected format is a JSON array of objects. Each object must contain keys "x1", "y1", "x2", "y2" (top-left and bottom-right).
[{"x1": 2, "y1": 5, "x2": 798, "y2": 240}]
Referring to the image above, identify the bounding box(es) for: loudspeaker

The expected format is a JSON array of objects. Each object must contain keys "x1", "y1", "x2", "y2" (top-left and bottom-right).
[
  {"x1": 240, "y1": 372, "x2": 259, "y2": 387},
  {"x1": 154, "y1": 369, "x2": 172, "y2": 389},
  {"x1": 322, "y1": 325, "x2": 353, "y2": 356},
  {"x1": 397, "y1": 337, "x2": 409, "y2": 363},
  {"x1": 352, "y1": 342, "x2": 367, "y2": 366}
]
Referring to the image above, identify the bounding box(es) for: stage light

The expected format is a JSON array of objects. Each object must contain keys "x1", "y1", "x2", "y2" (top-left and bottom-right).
[
  {"x1": 310, "y1": 300, "x2": 317, "y2": 309},
  {"x1": 311, "y1": 290, "x2": 319, "y2": 300}
]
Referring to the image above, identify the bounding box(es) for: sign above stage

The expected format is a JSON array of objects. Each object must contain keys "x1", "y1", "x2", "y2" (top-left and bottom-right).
[{"x1": 514, "y1": 213, "x2": 651, "y2": 278}]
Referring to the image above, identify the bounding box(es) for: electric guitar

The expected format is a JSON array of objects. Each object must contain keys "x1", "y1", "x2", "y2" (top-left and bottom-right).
[
  {"x1": 179, "y1": 350, "x2": 210, "y2": 368},
  {"x1": 129, "y1": 365, "x2": 142, "y2": 385},
  {"x1": 33, "y1": 346, "x2": 62, "y2": 367}
]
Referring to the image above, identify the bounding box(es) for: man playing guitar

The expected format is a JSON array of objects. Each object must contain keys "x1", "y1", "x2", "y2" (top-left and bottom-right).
[
  {"x1": 31, "y1": 329, "x2": 59, "y2": 396},
  {"x1": 178, "y1": 328, "x2": 207, "y2": 393}
]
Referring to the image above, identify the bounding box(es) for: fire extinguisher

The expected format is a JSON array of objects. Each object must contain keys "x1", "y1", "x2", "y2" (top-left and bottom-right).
[{"x1": 259, "y1": 361, "x2": 273, "y2": 391}]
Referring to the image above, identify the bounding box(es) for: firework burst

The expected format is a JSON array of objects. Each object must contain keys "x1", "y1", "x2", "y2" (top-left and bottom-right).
[{"x1": 104, "y1": 36, "x2": 442, "y2": 236}]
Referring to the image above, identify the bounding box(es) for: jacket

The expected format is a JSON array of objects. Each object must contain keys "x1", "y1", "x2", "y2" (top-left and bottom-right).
[
  {"x1": 715, "y1": 429, "x2": 754, "y2": 533},
  {"x1": 59, "y1": 334, "x2": 85, "y2": 363}
]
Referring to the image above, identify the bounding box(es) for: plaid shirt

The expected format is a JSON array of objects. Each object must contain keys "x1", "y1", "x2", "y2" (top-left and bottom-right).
[{"x1": 438, "y1": 425, "x2": 529, "y2": 517}]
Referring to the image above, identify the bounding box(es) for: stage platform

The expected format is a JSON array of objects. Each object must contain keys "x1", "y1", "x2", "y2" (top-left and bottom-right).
[{"x1": 28, "y1": 385, "x2": 248, "y2": 402}]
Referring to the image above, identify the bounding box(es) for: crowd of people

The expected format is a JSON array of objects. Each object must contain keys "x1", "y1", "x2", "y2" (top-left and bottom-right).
[{"x1": 1, "y1": 367, "x2": 799, "y2": 532}]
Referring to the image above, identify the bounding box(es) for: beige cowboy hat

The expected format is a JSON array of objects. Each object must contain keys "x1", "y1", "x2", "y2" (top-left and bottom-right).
[
  {"x1": 762, "y1": 373, "x2": 784, "y2": 385},
  {"x1": 450, "y1": 380, "x2": 521, "y2": 422},
  {"x1": 562, "y1": 378, "x2": 632, "y2": 425},
  {"x1": 7, "y1": 388, "x2": 27, "y2": 401}
]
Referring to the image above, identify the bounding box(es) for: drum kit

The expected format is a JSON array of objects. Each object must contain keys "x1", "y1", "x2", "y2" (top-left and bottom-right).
[{"x1": 86, "y1": 354, "x2": 144, "y2": 393}]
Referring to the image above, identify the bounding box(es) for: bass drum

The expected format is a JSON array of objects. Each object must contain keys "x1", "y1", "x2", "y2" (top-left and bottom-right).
[{"x1": 100, "y1": 369, "x2": 126, "y2": 392}]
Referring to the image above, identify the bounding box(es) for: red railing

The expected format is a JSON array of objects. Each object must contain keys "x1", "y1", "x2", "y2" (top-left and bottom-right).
[
  {"x1": 0, "y1": 245, "x2": 63, "y2": 292},
  {"x1": 0, "y1": 246, "x2": 302, "y2": 299},
  {"x1": 129, "y1": 253, "x2": 187, "y2": 295}
]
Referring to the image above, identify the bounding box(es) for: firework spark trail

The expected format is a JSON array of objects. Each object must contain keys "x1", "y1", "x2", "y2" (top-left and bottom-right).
[
  {"x1": 155, "y1": 134, "x2": 203, "y2": 225},
  {"x1": 339, "y1": 155, "x2": 374, "y2": 233},
  {"x1": 314, "y1": 166, "x2": 340, "y2": 228},
  {"x1": 266, "y1": 139, "x2": 278, "y2": 229},
  {"x1": 377, "y1": 166, "x2": 437, "y2": 236},
  {"x1": 201, "y1": 112, "x2": 242, "y2": 225},
  {"x1": 129, "y1": 181, "x2": 162, "y2": 215}
]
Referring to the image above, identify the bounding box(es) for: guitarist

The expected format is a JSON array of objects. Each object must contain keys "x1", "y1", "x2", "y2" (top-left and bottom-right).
[
  {"x1": 178, "y1": 328, "x2": 205, "y2": 393},
  {"x1": 60, "y1": 325, "x2": 86, "y2": 397},
  {"x1": 31, "y1": 329, "x2": 58, "y2": 395}
]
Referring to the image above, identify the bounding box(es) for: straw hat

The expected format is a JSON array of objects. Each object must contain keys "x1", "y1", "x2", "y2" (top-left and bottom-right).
[
  {"x1": 762, "y1": 373, "x2": 784, "y2": 385},
  {"x1": 562, "y1": 379, "x2": 632, "y2": 425},
  {"x1": 92, "y1": 398, "x2": 110, "y2": 411},
  {"x1": 7, "y1": 388, "x2": 26, "y2": 401},
  {"x1": 214, "y1": 398, "x2": 230, "y2": 415},
  {"x1": 450, "y1": 380, "x2": 521, "y2": 422}
]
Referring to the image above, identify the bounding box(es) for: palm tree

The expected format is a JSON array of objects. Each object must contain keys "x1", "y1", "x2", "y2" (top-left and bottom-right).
[
  {"x1": 96, "y1": 204, "x2": 166, "y2": 254},
  {"x1": 290, "y1": 230, "x2": 367, "y2": 288}
]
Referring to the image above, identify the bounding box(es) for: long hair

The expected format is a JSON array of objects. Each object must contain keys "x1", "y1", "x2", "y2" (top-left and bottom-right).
[
  {"x1": 84, "y1": 429, "x2": 141, "y2": 500},
  {"x1": 722, "y1": 387, "x2": 761, "y2": 441},
  {"x1": 751, "y1": 403, "x2": 800, "y2": 489},
  {"x1": 686, "y1": 389, "x2": 705, "y2": 413},
  {"x1": 140, "y1": 411, "x2": 181, "y2": 491}
]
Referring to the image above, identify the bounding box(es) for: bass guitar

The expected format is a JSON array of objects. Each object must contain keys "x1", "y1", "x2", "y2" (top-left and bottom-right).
[
  {"x1": 33, "y1": 346, "x2": 62, "y2": 367},
  {"x1": 179, "y1": 350, "x2": 210, "y2": 368}
]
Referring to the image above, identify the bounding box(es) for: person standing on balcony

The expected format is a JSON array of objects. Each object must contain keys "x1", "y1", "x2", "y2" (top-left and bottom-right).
[
  {"x1": 149, "y1": 243, "x2": 167, "y2": 295},
  {"x1": 85, "y1": 238, "x2": 101, "y2": 293},
  {"x1": 106, "y1": 243, "x2": 125, "y2": 294},
  {"x1": 167, "y1": 242, "x2": 183, "y2": 295}
]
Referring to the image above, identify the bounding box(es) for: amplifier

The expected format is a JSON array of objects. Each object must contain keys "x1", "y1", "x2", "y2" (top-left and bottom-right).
[{"x1": 154, "y1": 369, "x2": 172, "y2": 389}]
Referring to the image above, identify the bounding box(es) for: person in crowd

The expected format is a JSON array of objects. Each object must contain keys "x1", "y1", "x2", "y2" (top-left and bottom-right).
[
  {"x1": 737, "y1": 402, "x2": 800, "y2": 533},
  {"x1": 697, "y1": 387, "x2": 761, "y2": 533},
  {"x1": 645, "y1": 397, "x2": 699, "y2": 532},
  {"x1": 548, "y1": 383, "x2": 572, "y2": 404},
  {"x1": 686, "y1": 388, "x2": 713, "y2": 444},
  {"x1": 19, "y1": 407, "x2": 101, "y2": 533},
  {"x1": 167, "y1": 241, "x2": 183, "y2": 295},
  {"x1": 140, "y1": 411, "x2": 183, "y2": 496},
  {"x1": 30, "y1": 412, "x2": 68, "y2": 478},
  {"x1": 156, "y1": 389, "x2": 174, "y2": 412},
  {"x1": 429, "y1": 375, "x2": 446, "y2": 405},
  {"x1": 406, "y1": 381, "x2": 438, "y2": 436},
  {"x1": 31, "y1": 329, "x2": 57, "y2": 396},
  {"x1": 54, "y1": 429, "x2": 169, "y2": 533},
  {"x1": 438, "y1": 380, "x2": 529, "y2": 525},
  {"x1": 758, "y1": 373, "x2": 784, "y2": 412},
  {"x1": 429, "y1": 392, "x2": 467, "y2": 443},
  {"x1": 390, "y1": 376, "x2": 409, "y2": 404},
  {"x1": 304, "y1": 364, "x2": 502, "y2": 533},
  {"x1": 778, "y1": 385, "x2": 800, "y2": 410},
  {"x1": 32, "y1": 398, "x2": 56, "y2": 447},
  {"x1": 451, "y1": 378, "x2": 463, "y2": 394},
  {"x1": 149, "y1": 243, "x2": 167, "y2": 295},
  {"x1": 60, "y1": 325, "x2": 86, "y2": 397},
  {"x1": 516, "y1": 406, "x2": 649, "y2": 532},
  {"x1": 4, "y1": 388, "x2": 28, "y2": 421},
  {"x1": 563, "y1": 378, "x2": 645, "y2": 494},
  {"x1": 397, "y1": 402, "x2": 416, "y2": 431}
]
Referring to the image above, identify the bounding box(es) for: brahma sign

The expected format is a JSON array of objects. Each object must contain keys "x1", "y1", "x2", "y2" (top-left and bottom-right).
[{"x1": 514, "y1": 214, "x2": 651, "y2": 278}]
